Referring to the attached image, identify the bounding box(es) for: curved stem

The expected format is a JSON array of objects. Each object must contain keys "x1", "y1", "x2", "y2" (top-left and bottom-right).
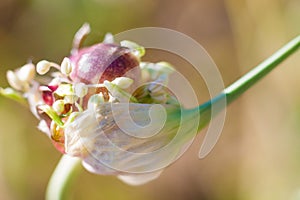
[
  {"x1": 46, "y1": 155, "x2": 81, "y2": 200},
  {"x1": 197, "y1": 34, "x2": 300, "y2": 128},
  {"x1": 224, "y1": 34, "x2": 300, "y2": 104}
]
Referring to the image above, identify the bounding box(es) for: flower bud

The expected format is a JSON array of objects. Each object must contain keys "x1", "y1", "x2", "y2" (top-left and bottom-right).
[
  {"x1": 120, "y1": 40, "x2": 145, "y2": 58},
  {"x1": 6, "y1": 70, "x2": 23, "y2": 91},
  {"x1": 36, "y1": 60, "x2": 52, "y2": 75},
  {"x1": 69, "y1": 43, "x2": 141, "y2": 85},
  {"x1": 102, "y1": 33, "x2": 114, "y2": 44},
  {"x1": 52, "y1": 100, "x2": 65, "y2": 115},
  {"x1": 64, "y1": 95, "x2": 78, "y2": 104},
  {"x1": 17, "y1": 63, "x2": 35, "y2": 82},
  {"x1": 87, "y1": 94, "x2": 105, "y2": 110},
  {"x1": 60, "y1": 57, "x2": 72, "y2": 75},
  {"x1": 74, "y1": 83, "x2": 88, "y2": 98},
  {"x1": 112, "y1": 77, "x2": 133, "y2": 89}
]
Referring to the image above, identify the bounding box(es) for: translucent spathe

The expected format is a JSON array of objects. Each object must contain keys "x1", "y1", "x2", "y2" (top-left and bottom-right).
[{"x1": 65, "y1": 102, "x2": 199, "y2": 175}]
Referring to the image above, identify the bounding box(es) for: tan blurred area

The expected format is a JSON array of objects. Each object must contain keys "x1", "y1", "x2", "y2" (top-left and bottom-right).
[{"x1": 0, "y1": 0, "x2": 299, "y2": 199}]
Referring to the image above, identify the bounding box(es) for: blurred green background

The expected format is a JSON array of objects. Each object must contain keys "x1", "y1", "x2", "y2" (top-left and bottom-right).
[{"x1": 0, "y1": 0, "x2": 300, "y2": 199}]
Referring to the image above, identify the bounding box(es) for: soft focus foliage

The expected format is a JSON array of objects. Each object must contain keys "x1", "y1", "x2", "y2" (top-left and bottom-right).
[{"x1": 0, "y1": 0, "x2": 299, "y2": 199}]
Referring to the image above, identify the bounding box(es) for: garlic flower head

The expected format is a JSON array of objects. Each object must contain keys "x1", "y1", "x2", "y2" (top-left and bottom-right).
[{"x1": 1, "y1": 23, "x2": 200, "y2": 185}]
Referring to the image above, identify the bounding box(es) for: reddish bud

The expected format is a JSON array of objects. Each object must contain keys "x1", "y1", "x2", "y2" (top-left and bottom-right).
[{"x1": 69, "y1": 43, "x2": 141, "y2": 85}]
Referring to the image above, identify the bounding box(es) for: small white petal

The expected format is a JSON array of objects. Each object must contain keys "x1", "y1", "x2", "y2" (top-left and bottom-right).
[
  {"x1": 37, "y1": 120, "x2": 51, "y2": 137},
  {"x1": 49, "y1": 77, "x2": 61, "y2": 86},
  {"x1": 25, "y1": 82, "x2": 43, "y2": 118},
  {"x1": 120, "y1": 40, "x2": 145, "y2": 57},
  {"x1": 103, "y1": 81, "x2": 133, "y2": 102},
  {"x1": 141, "y1": 67, "x2": 151, "y2": 82},
  {"x1": 64, "y1": 95, "x2": 78, "y2": 104},
  {"x1": 87, "y1": 94, "x2": 105, "y2": 110},
  {"x1": 55, "y1": 84, "x2": 74, "y2": 96},
  {"x1": 72, "y1": 23, "x2": 91, "y2": 53},
  {"x1": 141, "y1": 62, "x2": 174, "y2": 82},
  {"x1": 155, "y1": 62, "x2": 174, "y2": 74}
]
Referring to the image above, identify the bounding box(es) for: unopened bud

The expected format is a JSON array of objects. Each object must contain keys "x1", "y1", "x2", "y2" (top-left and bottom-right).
[
  {"x1": 103, "y1": 33, "x2": 114, "y2": 44},
  {"x1": 120, "y1": 40, "x2": 145, "y2": 58},
  {"x1": 17, "y1": 63, "x2": 35, "y2": 82},
  {"x1": 36, "y1": 60, "x2": 52, "y2": 75},
  {"x1": 74, "y1": 83, "x2": 88, "y2": 98},
  {"x1": 112, "y1": 77, "x2": 133, "y2": 89},
  {"x1": 64, "y1": 95, "x2": 78, "y2": 104},
  {"x1": 60, "y1": 57, "x2": 72, "y2": 75},
  {"x1": 88, "y1": 94, "x2": 105, "y2": 110},
  {"x1": 6, "y1": 70, "x2": 23, "y2": 91},
  {"x1": 52, "y1": 100, "x2": 65, "y2": 115}
]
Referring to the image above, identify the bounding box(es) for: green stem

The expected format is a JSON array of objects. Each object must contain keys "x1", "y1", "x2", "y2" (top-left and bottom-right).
[
  {"x1": 197, "y1": 34, "x2": 300, "y2": 129},
  {"x1": 225, "y1": 35, "x2": 300, "y2": 104},
  {"x1": 46, "y1": 155, "x2": 81, "y2": 200}
]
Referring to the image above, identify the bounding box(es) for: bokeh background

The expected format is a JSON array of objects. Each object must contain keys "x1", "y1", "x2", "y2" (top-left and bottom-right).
[{"x1": 0, "y1": 0, "x2": 300, "y2": 199}]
